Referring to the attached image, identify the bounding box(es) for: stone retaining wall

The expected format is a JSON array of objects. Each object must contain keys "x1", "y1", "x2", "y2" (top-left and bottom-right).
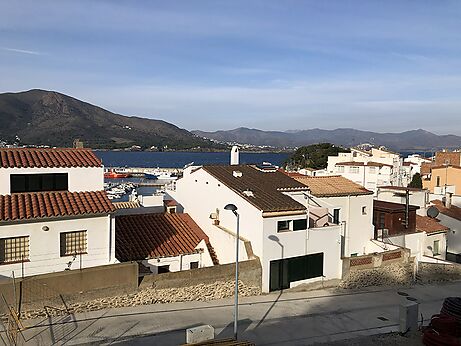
[
  {"x1": 417, "y1": 262, "x2": 461, "y2": 283},
  {"x1": 340, "y1": 248, "x2": 415, "y2": 289}
]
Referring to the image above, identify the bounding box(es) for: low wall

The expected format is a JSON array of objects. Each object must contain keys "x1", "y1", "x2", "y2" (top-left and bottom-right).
[
  {"x1": 340, "y1": 249, "x2": 415, "y2": 289},
  {"x1": 417, "y1": 262, "x2": 461, "y2": 283},
  {"x1": 139, "y1": 258, "x2": 262, "y2": 290},
  {"x1": 0, "y1": 262, "x2": 138, "y2": 311}
]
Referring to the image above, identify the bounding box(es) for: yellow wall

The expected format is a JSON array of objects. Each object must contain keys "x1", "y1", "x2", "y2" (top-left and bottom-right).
[{"x1": 425, "y1": 166, "x2": 461, "y2": 195}]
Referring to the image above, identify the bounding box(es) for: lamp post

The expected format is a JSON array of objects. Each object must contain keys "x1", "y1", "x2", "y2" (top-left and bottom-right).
[{"x1": 224, "y1": 203, "x2": 239, "y2": 340}]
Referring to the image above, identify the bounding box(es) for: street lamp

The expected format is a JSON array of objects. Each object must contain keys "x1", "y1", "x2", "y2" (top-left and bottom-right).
[{"x1": 224, "y1": 203, "x2": 239, "y2": 340}]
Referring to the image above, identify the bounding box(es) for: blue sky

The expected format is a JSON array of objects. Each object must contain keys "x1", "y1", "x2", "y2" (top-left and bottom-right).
[{"x1": 1, "y1": 1, "x2": 461, "y2": 134}]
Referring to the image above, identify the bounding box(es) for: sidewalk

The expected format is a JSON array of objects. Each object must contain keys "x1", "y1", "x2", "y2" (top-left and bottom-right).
[{"x1": 6, "y1": 281, "x2": 461, "y2": 345}]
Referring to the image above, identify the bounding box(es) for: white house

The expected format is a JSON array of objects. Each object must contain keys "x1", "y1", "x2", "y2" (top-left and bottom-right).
[
  {"x1": 170, "y1": 164, "x2": 349, "y2": 292},
  {"x1": 0, "y1": 148, "x2": 115, "y2": 278},
  {"x1": 431, "y1": 199, "x2": 461, "y2": 263},
  {"x1": 115, "y1": 212, "x2": 217, "y2": 273},
  {"x1": 376, "y1": 186, "x2": 430, "y2": 216},
  {"x1": 291, "y1": 175, "x2": 377, "y2": 257},
  {"x1": 326, "y1": 147, "x2": 408, "y2": 191}
]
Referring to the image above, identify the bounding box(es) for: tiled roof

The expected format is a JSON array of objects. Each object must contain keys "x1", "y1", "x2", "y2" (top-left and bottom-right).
[
  {"x1": 416, "y1": 215, "x2": 449, "y2": 234},
  {"x1": 293, "y1": 175, "x2": 373, "y2": 197},
  {"x1": 335, "y1": 161, "x2": 393, "y2": 167},
  {"x1": 115, "y1": 213, "x2": 217, "y2": 262},
  {"x1": 0, "y1": 191, "x2": 114, "y2": 222},
  {"x1": 373, "y1": 200, "x2": 419, "y2": 212},
  {"x1": 202, "y1": 165, "x2": 307, "y2": 213},
  {"x1": 0, "y1": 148, "x2": 101, "y2": 168},
  {"x1": 432, "y1": 199, "x2": 461, "y2": 222},
  {"x1": 113, "y1": 201, "x2": 142, "y2": 209},
  {"x1": 164, "y1": 199, "x2": 178, "y2": 207}
]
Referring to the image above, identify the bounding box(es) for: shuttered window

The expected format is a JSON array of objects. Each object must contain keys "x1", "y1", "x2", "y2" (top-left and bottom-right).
[
  {"x1": 0, "y1": 236, "x2": 30, "y2": 264},
  {"x1": 60, "y1": 231, "x2": 87, "y2": 256}
]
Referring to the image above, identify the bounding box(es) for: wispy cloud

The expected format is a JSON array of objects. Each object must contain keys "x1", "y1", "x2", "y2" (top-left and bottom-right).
[{"x1": 1, "y1": 47, "x2": 42, "y2": 55}]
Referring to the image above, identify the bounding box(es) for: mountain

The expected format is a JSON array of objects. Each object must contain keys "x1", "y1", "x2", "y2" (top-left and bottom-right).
[
  {"x1": 0, "y1": 89, "x2": 218, "y2": 150},
  {"x1": 193, "y1": 127, "x2": 461, "y2": 151}
]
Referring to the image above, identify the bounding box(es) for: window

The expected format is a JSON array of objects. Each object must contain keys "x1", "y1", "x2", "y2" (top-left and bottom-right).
[
  {"x1": 293, "y1": 219, "x2": 307, "y2": 231},
  {"x1": 379, "y1": 213, "x2": 385, "y2": 229},
  {"x1": 337, "y1": 166, "x2": 345, "y2": 173},
  {"x1": 158, "y1": 265, "x2": 170, "y2": 274},
  {"x1": 362, "y1": 206, "x2": 367, "y2": 215},
  {"x1": 10, "y1": 173, "x2": 68, "y2": 193},
  {"x1": 0, "y1": 236, "x2": 30, "y2": 264},
  {"x1": 60, "y1": 231, "x2": 87, "y2": 256},
  {"x1": 436, "y1": 176, "x2": 440, "y2": 187},
  {"x1": 190, "y1": 261, "x2": 199, "y2": 269},
  {"x1": 349, "y1": 166, "x2": 360, "y2": 174},
  {"x1": 433, "y1": 240, "x2": 440, "y2": 256},
  {"x1": 277, "y1": 220, "x2": 290, "y2": 232},
  {"x1": 368, "y1": 167, "x2": 376, "y2": 174},
  {"x1": 333, "y1": 209, "x2": 340, "y2": 224}
]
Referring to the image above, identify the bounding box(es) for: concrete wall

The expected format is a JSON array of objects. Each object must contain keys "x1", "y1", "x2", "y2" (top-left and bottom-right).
[
  {"x1": 143, "y1": 239, "x2": 214, "y2": 274},
  {"x1": 0, "y1": 262, "x2": 138, "y2": 311},
  {"x1": 0, "y1": 215, "x2": 115, "y2": 278},
  {"x1": 424, "y1": 232, "x2": 447, "y2": 260},
  {"x1": 417, "y1": 261, "x2": 461, "y2": 283},
  {"x1": 0, "y1": 166, "x2": 104, "y2": 194},
  {"x1": 139, "y1": 258, "x2": 262, "y2": 290}
]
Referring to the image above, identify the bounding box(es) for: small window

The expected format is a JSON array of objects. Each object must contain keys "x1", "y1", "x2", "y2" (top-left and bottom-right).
[
  {"x1": 436, "y1": 176, "x2": 440, "y2": 187},
  {"x1": 277, "y1": 220, "x2": 290, "y2": 232},
  {"x1": 337, "y1": 166, "x2": 345, "y2": 173},
  {"x1": 0, "y1": 236, "x2": 30, "y2": 264},
  {"x1": 293, "y1": 219, "x2": 307, "y2": 231},
  {"x1": 158, "y1": 265, "x2": 170, "y2": 274},
  {"x1": 190, "y1": 261, "x2": 199, "y2": 269},
  {"x1": 433, "y1": 240, "x2": 440, "y2": 256},
  {"x1": 369, "y1": 167, "x2": 376, "y2": 174},
  {"x1": 60, "y1": 231, "x2": 87, "y2": 256},
  {"x1": 333, "y1": 209, "x2": 340, "y2": 224},
  {"x1": 349, "y1": 166, "x2": 360, "y2": 174},
  {"x1": 362, "y1": 206, "x2": 367, "y2": 215}
]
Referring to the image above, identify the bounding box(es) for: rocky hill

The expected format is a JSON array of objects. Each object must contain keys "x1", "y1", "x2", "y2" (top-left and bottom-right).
[
  {"x1": 0, "y1": 89, "x2": 218, "y2": 150},
  {"x1": 193, "y1": 127, "x2": 461, "y2": 151}
]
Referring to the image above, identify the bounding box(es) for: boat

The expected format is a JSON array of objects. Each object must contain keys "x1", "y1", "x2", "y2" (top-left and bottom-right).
[
  {"x1": 104, "y1": 170, "x2": 130, "y2": 179},
  {"x1": 144, "y1": 169, "x2": 177, "y2": 180},
  {"x1": 144, "y1": 171, "x2": 159, "y2": 180}
]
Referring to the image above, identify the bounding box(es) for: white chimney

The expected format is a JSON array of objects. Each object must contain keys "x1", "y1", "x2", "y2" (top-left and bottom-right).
[
  {"x1": 445, "y1": 192, "x2": 452, "y2": 208},
  {"x1": 230, "y1": 146, "x2": 239, "y2": 165}
]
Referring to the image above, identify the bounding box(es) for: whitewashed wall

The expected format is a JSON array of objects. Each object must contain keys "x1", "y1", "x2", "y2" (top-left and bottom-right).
[
  {"x1": 143, "y1": 239, "x2": 214, "y2": 274},
  {"x1": 385, "y1": 232, "x2": 425, "y2": 260},
  {"x1": 0, "y1": 166, "x2": 104, "y2": 194},
  {"x1": 0, "y1": 215, "x2": 114, "y2": 279},
  {"x1": 424, "y1": 232, "x2": 447, "y2": 260},
  {"x1": 437, "y1": 214, "x2": 461, "y2": 255},
  {"x1": 376, "y1": 189, "x2": 429, "y2": 215}
]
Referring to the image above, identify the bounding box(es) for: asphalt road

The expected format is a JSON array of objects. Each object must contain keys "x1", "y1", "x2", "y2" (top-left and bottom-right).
[{"x1": 4, "y1": 281, "x2": 460, "y2": 345}]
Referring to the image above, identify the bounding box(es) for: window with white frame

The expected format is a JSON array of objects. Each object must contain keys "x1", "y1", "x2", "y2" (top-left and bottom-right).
[
  {"x1": 60, "y1": 231, "x2": 87, "y2": 256},
  {"x1": 349, "y1": 166, "x2": 360, "y2": 174},
  {"x1": 368, "y1": 166, "x2": 376, "y2": 174},
  {"x1": 337, "y1": 166, "x2": 345, "y2": 173},
  {"x1": 0, "y1": 236, "x2": 30, "y2": 264}
]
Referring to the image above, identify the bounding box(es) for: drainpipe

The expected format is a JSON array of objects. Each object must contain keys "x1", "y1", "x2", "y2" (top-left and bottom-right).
[
  {"x1": 345, "y1": 194, "x2": 351, "y2": 257},
  {"x1": 179, "y1": 254, "x2": 183, "y2": 271},
  {"x1": 405, "y1": 189, "x2": 409, "y2": 229}
]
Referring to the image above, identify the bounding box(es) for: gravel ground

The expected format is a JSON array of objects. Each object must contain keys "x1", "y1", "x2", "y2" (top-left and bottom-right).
[{"x1": 313, "y1": 331, "x2": 423, "y2": 346}]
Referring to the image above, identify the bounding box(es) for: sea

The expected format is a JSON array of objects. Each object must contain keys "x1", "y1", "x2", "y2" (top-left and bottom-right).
[{"x1": 94, "y1": 151, "x2": 290, "y2": 168}]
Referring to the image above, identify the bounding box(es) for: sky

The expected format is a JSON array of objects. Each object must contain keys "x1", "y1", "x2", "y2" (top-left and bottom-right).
[{"x1": 1, "y1": 1, "x2": 461, "y2": 134}]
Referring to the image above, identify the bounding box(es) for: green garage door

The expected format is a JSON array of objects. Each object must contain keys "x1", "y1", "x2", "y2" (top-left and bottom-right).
[{"x1": 269, "y1": 253, "x2": 324, "y2": 291}]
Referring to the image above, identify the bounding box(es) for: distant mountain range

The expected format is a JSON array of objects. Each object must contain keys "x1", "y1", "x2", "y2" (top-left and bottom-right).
[
  {"x1": 0, "y1": 89, "x2": 218, "y2": 150},
  {"x1": 193, "y1": 127, "x2": 461, "y2": 152}
]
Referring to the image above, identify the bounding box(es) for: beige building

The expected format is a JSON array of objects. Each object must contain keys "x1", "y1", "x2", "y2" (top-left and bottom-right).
[{"x1": 423, "y1": 165, "x2": 461, "y2": 195}]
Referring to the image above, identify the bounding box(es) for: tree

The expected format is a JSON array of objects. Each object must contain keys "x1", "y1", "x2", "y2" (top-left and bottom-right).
[
  {"x1": 284, "y1": 143, "x2": 348, "y2": 170},
  {"x1": 408, "y1": 173, "x2": 422, "y2": 189}
]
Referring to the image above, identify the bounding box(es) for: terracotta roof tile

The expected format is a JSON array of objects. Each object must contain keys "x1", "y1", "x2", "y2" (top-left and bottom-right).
[
  {"x1": 293, "y1": 175, "x2": 373, "y2": 197},
  {"x1": 432, "y1": 199, "x2": 461, "y2": 222},
  {"x1": 0, "y1": 148, "x2": 101, "y2": 168},
  {"x1": 202, "y1": 165, "x2": 307, "y2": 213},
  {"x1": 115, "y1": 213, "x2": 216, "y2": 261},
  {"x1": 0, "y1": 191, "x2": 114, "y2": 222},
  {"x1": 416, "y1": 215, "x2": 449, "y2": 234}
]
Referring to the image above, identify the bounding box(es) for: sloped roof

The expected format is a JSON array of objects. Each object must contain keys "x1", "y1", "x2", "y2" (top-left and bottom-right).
[
  {"x1": 0, "y1": 191, "x2": 114, "y2": 222},
  {"x1": 202, "y1": 165, "x2": 307, "y2": 213},
  {"x1": 416, "y1": 215, "x2": 449, "y2": 234},
  {"x1": 432, "y1": 199, "x2": 461, "y2": 221},
  {"x1": 113, "y1": 201, "x2": 142, "y2": 209},
  {"x1": 115, "y1": 213, "x2": 215, "y2": 261},
  {"x1": 0, "y1": 148, "x2": 101, "y2": 168},
  {"x1": 293, "y1": 175, "x2": 373, "y2": 197}
]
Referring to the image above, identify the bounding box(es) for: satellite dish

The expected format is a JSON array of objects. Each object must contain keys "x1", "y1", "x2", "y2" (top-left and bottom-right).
[{"x1": 427, "y1": 206, "x2": 439, "y2": 218}]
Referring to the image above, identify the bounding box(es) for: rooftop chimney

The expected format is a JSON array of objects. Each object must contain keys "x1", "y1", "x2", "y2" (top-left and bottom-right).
[
  {"x1": 445, "y1": 192, "x2": 453, "y2": 208},
  {"x1": 230, "y1": 146, "x2": 239, "y2": 165}
]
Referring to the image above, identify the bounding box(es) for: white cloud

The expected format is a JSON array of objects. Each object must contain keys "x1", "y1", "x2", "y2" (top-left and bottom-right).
[{"x1": 1, "y1": 47, "x2": 42, "y2": 55}]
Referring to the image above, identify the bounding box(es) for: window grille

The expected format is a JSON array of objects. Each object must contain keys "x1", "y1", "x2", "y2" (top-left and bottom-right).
[
  {"x1": 0, "y1": 236, "x2": 30, "y2": 263},
  {"x1": 60, "y1": 231, "x2": 87, "y2": 256}
]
